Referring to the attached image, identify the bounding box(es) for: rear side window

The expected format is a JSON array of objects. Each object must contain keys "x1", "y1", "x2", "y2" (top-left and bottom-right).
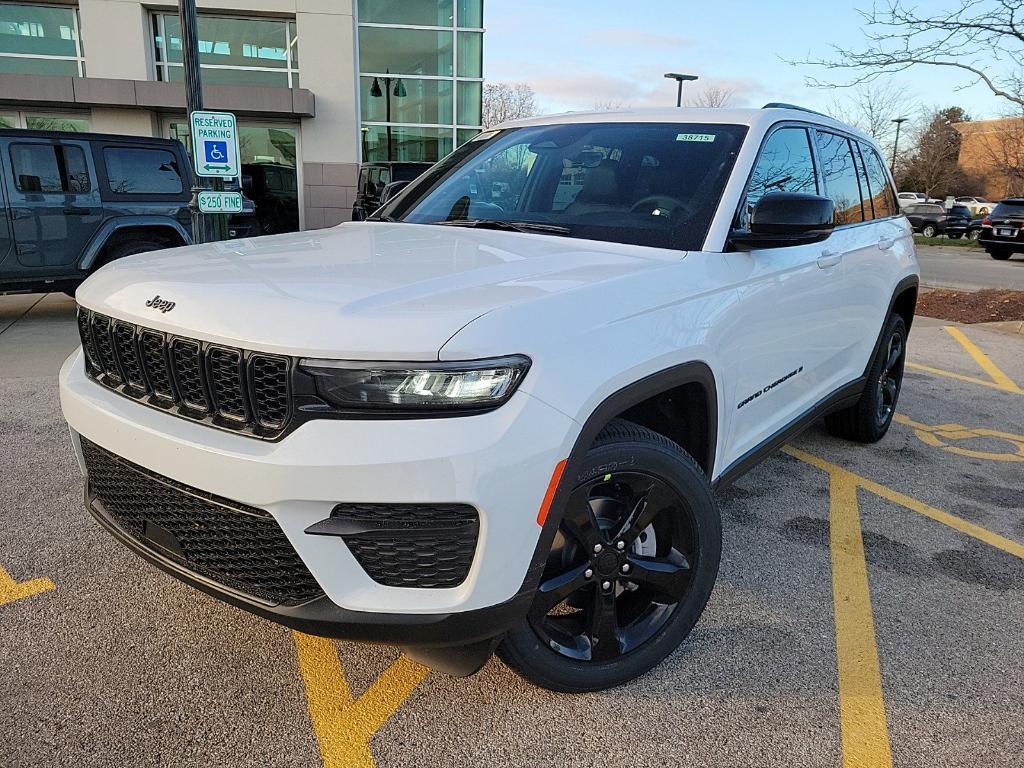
[
  {"x1": 858, "y1": 144, "x2": 897, "y2": 218},
  {"x1": 742, "y1": 127, "x2": 818, "y2": 225},
  {"x1": 814, "y1": 131, "x2": 864, "y2": 225},
  {"x1": 103, "y1": 147, "x2": 183, "y2": 194},
  {"x1": 10, "y1": 143, "x2": 90, "y2": 193}
]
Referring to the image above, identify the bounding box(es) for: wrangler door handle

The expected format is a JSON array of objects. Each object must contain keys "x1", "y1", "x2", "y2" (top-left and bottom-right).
[
  {"x1": 817, "y1": 250, "x2": 842, "y2": 269},
  {"x1": 877, "y1": 237, "x2": 896, "y2": 250},
  {"x1": 63, "y1": 206, "x2": 90, "y2": 216}
]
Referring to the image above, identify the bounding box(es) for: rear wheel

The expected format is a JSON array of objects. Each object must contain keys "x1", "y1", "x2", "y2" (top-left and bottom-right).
[
  {"x1": 825, "y1": 313, "x2": 907, "y2": 443},
  {"x1": 987, "y1": 248, "x2": 1012, "y2": 260},
  {"x1": 498, "y1": 420, "x2": 721, "y2": 692},
  {"x1": 968, "y1": 229, "x2": 981, "y2": 241},
  {"x1": 921, "y1": 224, "x2": 937, "y2": 237}
]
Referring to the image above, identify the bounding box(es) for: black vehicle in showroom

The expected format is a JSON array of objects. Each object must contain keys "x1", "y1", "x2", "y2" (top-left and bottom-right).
[
  {"x1": 977, "y1": 198, "x2": 1024, "y2": 260},
  {"x1": 0, "y1": 129, "x2": 256, "y2": 295},
  {"x1": 351, "y1": 161, "x2": 430, "y2": 220},
  {"x1": 903, "y1": 203, "x2": 971, "y2": 238}
]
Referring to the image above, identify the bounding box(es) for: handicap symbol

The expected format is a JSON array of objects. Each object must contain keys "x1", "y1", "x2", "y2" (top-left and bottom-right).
[{"x1": 204, "y1": 140, "x2": 228, "y2": 163}]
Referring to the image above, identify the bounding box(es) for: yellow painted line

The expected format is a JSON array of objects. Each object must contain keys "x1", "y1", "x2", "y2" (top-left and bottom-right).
[
  {"x1": 785, "y1": 447, "x2": 1024, "y2": 561},
  {"x1": 905, "y1": 361, "x2": 1015, "y2": 393},
  {"x1": 829, "y1": 473, "x2": 893, "y2": 768},
  {"x1": 0, "y1": 566, "x2": 54, "y2": 606},
  {"x1": 894, "y1": 414, "x2": 1024, "y2": 462},
  {"x1": 944, "y1": 326, "x2": 1024, "y2": 394},
  {"x1": 293, "y1": 631, "x2": 429, "y2": 768}
]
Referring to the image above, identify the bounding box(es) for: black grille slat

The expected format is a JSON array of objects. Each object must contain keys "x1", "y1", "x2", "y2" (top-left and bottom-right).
[
  {"x1": 330, "y1": 504, "x2": 479, "y2": 588},
  {"x1": 113, "y1": 322, "x2": 146, "y2": 392},
  {"x1": 140, "y1": 330, "x2": 174, "y2": 401},
  {"x1": 209, "y1": 347, "x2": 247, "y2": 421},
  {"x1": 75, "y1": 308, "x2": 291, "y2": 439},
  {"x1": 81, "y1": 438, "x2": 323, "y2": 605}
]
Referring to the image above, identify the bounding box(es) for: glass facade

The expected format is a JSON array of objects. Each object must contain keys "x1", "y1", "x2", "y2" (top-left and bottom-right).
[
  {"x1": 153, "y1": 13, "x2": 299, "y2": 88},
  {"x1": 0, "y1": 3, "x2": 85, "y2": 76},
  {"x1": 0, "y1": 110, "x2": 89, "y2": 131},
  {"x1": 357, "y1": 0, "x2": 483, "y2": 162}
]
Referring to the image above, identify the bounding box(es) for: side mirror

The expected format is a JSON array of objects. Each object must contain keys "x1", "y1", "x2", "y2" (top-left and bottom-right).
[
  {"x1": 730, "y1": 192, "x2": 835, "y2": 250},
  {"x1": 379, "y1": 179, "x2": 410, "y2": 205}
]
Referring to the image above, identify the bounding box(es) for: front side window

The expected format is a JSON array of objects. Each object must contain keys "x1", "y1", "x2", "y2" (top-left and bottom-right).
[
  {"x1": 741, "y1": 127, "x2": 817, "y2": 227},
  {"x1": 814, "y1": 131, "x2": 864, "y2": 226},
  {"x1": 0, "y1": 3, "x2": 85, "y2": 76},
  {"x1": 859, "y1": 144, "x2": 897, "y2": 218},
  {"x1": 381, "y1": 122, "x2": 748, "y2": 251},
  {"x1": 103, "y1": 147, "x2": 183, "y2": 195},
  {"x1": 153, "y1": 14, "x2": 298, "y2": 87},
  {"x1": 10, "y1": 143, "x2": 88, "y2": 193}
]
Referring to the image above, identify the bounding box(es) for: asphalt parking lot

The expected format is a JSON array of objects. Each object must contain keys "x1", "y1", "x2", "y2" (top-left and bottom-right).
[
  {"x1": 916, "y1": 243, "x2": 1024, "y2": 291},
  {"x1": 1, "y1": 294, "x2": 1022, "y2": 768}
]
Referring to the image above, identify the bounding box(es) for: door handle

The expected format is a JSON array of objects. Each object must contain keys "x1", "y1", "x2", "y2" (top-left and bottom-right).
[
  {"x1": 63, "y1": 206, "x2": 90, "y2": 216},
  {"x1": 817, "y1": 250, "x2": 842, "y2": 269},
  {"x1": 877, "y1": 237, "x2": 896, "y2": 250}
]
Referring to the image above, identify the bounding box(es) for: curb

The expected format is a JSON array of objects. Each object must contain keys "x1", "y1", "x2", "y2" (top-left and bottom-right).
[{"x1": 973, "y1": 320, "x2": 1024, "y2": 336}]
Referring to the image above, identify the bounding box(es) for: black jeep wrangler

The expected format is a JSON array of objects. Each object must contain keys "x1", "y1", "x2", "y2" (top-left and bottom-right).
[{"x1": 0, "y1": 129, "x2": 257, "y2": 295}]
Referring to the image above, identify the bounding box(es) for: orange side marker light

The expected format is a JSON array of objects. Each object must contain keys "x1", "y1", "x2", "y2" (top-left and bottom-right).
[{"x1": 536, "y1": 459, "x2": 567, "y2": 527}]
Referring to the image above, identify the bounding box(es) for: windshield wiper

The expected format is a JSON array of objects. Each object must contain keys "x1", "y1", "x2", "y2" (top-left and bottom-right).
[
  {"x1": 366, "y1": 214, "x2": 402, "y2": 222},
  {"x1": 432, "y1": 219, "x2": 571, "y2": 236}
]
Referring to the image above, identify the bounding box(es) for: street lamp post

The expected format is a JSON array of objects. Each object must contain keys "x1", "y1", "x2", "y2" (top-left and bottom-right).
[
  {"x1": 891, "y1": 116, "x2": 908, "y2": 174},
  {"x1": 369, "y1": 72, "x2": 407, "y2": 161},
  {"x1": 664, "y1": 72, "x2": 698, "y2": 107}
]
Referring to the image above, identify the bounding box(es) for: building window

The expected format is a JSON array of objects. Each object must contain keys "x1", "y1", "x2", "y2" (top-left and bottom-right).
[
  {"x1": 0, "y1": 110, "x2": 90, "y2": 131},
  {"x1": 0, "y1": 3, "x2": 85, "y2": 76},
  {"x1": 152, "y1": 13, "x2": 299, "y2": 88},
  {"x1": 357, "y1": 0, "x2": 483, "y2": 162}
]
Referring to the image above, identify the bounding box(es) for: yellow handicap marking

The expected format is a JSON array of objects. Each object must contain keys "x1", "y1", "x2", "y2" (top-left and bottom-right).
[
  {"x1": 0, "y1": 565, "x2": 54, "y2": 606},
  {"x1": 293, "y1": 631, "x2": 429, "y2": 768},
  {"x1": 894, "y1": 414, "x2": 1024, "y2": 462},
  {"x1": 906, "y1": 326, "x2": 1024, "y2": 395},
  {"x1": 784, "y1": 446, "x2": 1024, "y2": 768}
]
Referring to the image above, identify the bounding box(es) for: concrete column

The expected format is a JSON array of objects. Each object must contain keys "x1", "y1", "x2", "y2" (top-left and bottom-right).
[
  {"x1": 78, "y1": 0, "x2": 151, "y2": 81},
  {"x1": 88, "y1": 108, "x2": 158, "y2": 136}
]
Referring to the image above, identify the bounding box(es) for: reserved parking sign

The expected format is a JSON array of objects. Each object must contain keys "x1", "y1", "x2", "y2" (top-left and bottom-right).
[{"x1": 190, "y1": 110, "x2": 240, "y2": 178}]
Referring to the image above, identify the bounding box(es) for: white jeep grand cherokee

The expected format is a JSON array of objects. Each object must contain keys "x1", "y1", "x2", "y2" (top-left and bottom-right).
[{"x1": 60, "y1": 105, "x2": 919, "y2": 692}]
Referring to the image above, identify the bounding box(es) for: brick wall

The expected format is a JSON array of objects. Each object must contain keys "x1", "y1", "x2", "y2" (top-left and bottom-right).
[{"x1": 303, "y1": 161, "x2": 359, "y2": 229}]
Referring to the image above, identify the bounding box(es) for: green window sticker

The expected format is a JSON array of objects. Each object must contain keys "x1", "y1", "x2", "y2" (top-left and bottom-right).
[{"x1": 676, "y1": 133, "x2": 716, "y2": 142}]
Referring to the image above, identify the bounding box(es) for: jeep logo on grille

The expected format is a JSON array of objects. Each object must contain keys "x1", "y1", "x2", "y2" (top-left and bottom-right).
[{"x1": 145, "y1": 295, "x2": 176, "y2": 313}]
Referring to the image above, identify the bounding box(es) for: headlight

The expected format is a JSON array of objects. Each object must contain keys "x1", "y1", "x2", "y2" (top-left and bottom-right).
[{"x1": 298, "y1": 355, "x2": 531, "y2": 413}]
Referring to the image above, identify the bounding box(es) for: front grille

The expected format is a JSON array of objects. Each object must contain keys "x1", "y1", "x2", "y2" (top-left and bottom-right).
[
  {"x1": 77, "y1": 308, "x2": 291, "y2": 439},
  {"x1": 329, "y1": 503, "x2": 479, "y2": 588},
  {"x1": 81, "y1": 438, "x2": 323, "y2": 605}
]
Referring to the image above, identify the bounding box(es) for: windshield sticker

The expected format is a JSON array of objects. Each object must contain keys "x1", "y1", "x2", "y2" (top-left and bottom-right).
[{"x1": 676, "y1": 133, "x2": 716, "y2": 143}]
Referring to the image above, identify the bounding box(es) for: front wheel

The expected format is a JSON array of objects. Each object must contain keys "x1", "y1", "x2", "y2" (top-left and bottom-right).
[
  {"x1": 825, "y1": 313, "x2": 907, "y2": 443},
  {"x1": 921, "y1": 224, "x2": 937, "y2": 238},
  {"x1": 498, "y1": 420, "x2": 721, "y2": 692},
  {"x1": 968, "y1": 229, "x2": 981, "y2": 241}
]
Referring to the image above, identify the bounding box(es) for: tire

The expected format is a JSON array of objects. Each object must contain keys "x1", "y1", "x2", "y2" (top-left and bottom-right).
[
  {"x1": 979, "y1": 207, "x2": 990, "y2": 215},
  {"x1": 968, "y1": 229, "x2": 981, "y2": 241},
  {"x1": 96, "y1": 237, "x2": 169, "y2": 269},
  {"x1": 497, "y1": 419, "x2": 721, "y2": 692},
  {"x1": 921, "y1": 224, "x2": 937, "y2": 238},
  {"x1": 987, "y1": 248, "x2": 1012, "y2": 260},
  {"x1": 824, "y1": 313, "x2": 907, "y2": 443}
]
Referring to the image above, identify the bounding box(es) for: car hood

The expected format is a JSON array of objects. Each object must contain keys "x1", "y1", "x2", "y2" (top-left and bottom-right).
[{"x1": 76, "y1": 222, "x2": 680, "y2": 359}]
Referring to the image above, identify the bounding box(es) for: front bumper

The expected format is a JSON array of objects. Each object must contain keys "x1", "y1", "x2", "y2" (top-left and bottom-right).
[{"x1": 60, "y1": 348, "x2": 576, "y2": 642}]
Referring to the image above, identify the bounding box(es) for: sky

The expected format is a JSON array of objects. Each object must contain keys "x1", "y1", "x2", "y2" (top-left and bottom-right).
[{"x1": 483, "y1": 0, "x2": 1006, "y2": 122}]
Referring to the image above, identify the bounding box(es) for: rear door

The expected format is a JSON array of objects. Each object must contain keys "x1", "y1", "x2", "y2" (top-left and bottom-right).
[{"x1": 6, "y1": 138, "x2": 102, "y2": 274}]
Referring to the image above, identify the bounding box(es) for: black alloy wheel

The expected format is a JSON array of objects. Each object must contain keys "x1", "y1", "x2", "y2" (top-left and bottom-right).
[
  {"x1": 529, "y1": 470, "x2": 695, "y2": 662},
  {"x1": 498, "y1": 420, "x2": 721, "y2": 692},
  {"x1": 875, "y1": 329, "x2": 904, "y2": 429}
]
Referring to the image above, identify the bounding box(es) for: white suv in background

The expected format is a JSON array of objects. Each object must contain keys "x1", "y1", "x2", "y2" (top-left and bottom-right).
[{"x1": 60, "y1": 105, "x2": 919, "y2": 692}]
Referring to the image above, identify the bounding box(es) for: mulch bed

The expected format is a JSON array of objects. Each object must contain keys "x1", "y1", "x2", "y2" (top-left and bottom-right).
[{"x1": 917, "y1": 288, "x2": 1024, "y2": 323}]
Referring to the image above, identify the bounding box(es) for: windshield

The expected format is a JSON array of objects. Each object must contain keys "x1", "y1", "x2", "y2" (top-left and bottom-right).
[{"x1": 378, "y1": 122, "x2": 748, "y2": 251}]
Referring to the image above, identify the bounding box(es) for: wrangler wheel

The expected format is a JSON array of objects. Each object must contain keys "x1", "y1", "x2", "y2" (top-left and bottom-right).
[{"x1": 498, "y1": 420, "x2": 721, "y2": 692}]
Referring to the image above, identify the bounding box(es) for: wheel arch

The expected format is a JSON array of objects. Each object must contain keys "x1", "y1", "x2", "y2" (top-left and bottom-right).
[{"x1": 78, "y1": 217, "x2": 192, "y2": 272}]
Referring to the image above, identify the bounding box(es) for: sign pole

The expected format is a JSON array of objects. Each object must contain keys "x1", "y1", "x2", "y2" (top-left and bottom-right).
[{"x1": 178, "y1": 0, "x2": 228, "y2": 243}]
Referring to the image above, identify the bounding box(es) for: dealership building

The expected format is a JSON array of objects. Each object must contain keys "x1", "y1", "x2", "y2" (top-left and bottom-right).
[{"x1": 0, "y1": 0, "x2": 485, "y2": 229}]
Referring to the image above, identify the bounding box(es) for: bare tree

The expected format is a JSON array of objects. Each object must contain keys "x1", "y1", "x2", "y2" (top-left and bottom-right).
[
  {"x1": 482, "y1": 82, "x2": 538, "y2": 128},
  {"x1": 687, "y1": 86, "x2": 735, "y2": 108},
  {"x1": 898, "y1": 107, "x2": 971, "y2": 198},
  {"x1": 797, "y1": 1, "x2": 1024, "y2": 109},
  {"x1": 826, "y1": 81, "x2": 912, "y2": 158},
  {"x1": 592, "y1": 99, "x2": 631, "y2": 111}
]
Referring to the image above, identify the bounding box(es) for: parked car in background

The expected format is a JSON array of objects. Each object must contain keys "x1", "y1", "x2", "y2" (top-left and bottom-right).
[
  {"x1": 351, "y1": 161, "x2": 431, "y2": 220},
  {"x1": 897, "y1": 192, "x2": 941, "y2": 209},
  {"x1": 0, "y1": 129, "x2": 256, "y2": 295},
  {"x1": 977, "y1": 198, "x2": 1024, "y2": 259},
  {"x1": 903, "y1": 203, "x2": 970, "y2": 237},
  {"x1": 241, "y1": 162, "x2": 299, "y2": 234},
  {"x1": 955, "y1": 196, "x2": 994, "y2": 216}
]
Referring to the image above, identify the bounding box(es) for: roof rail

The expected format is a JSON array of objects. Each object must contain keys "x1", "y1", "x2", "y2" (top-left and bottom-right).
[{"x1": 762, "y1": 102, "x2": 830, "y2": 118}]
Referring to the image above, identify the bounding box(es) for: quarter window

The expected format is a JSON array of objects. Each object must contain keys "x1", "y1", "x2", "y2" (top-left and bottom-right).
[
  {"x1": 742, "y1": 127, "x2": 817, "y2": 226},
  {"x1": 10, "y1": 143, "x2": 89, "y2": 193},
  {"x1": 103, "y1": 147, "x2": 183, "y2": 195},
  {"x1": 814, "y1": 132, "x2": 864, "y2": 226},
  {"x1": 858, "y1": 144, "x2": 897, "y2": 219}
]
